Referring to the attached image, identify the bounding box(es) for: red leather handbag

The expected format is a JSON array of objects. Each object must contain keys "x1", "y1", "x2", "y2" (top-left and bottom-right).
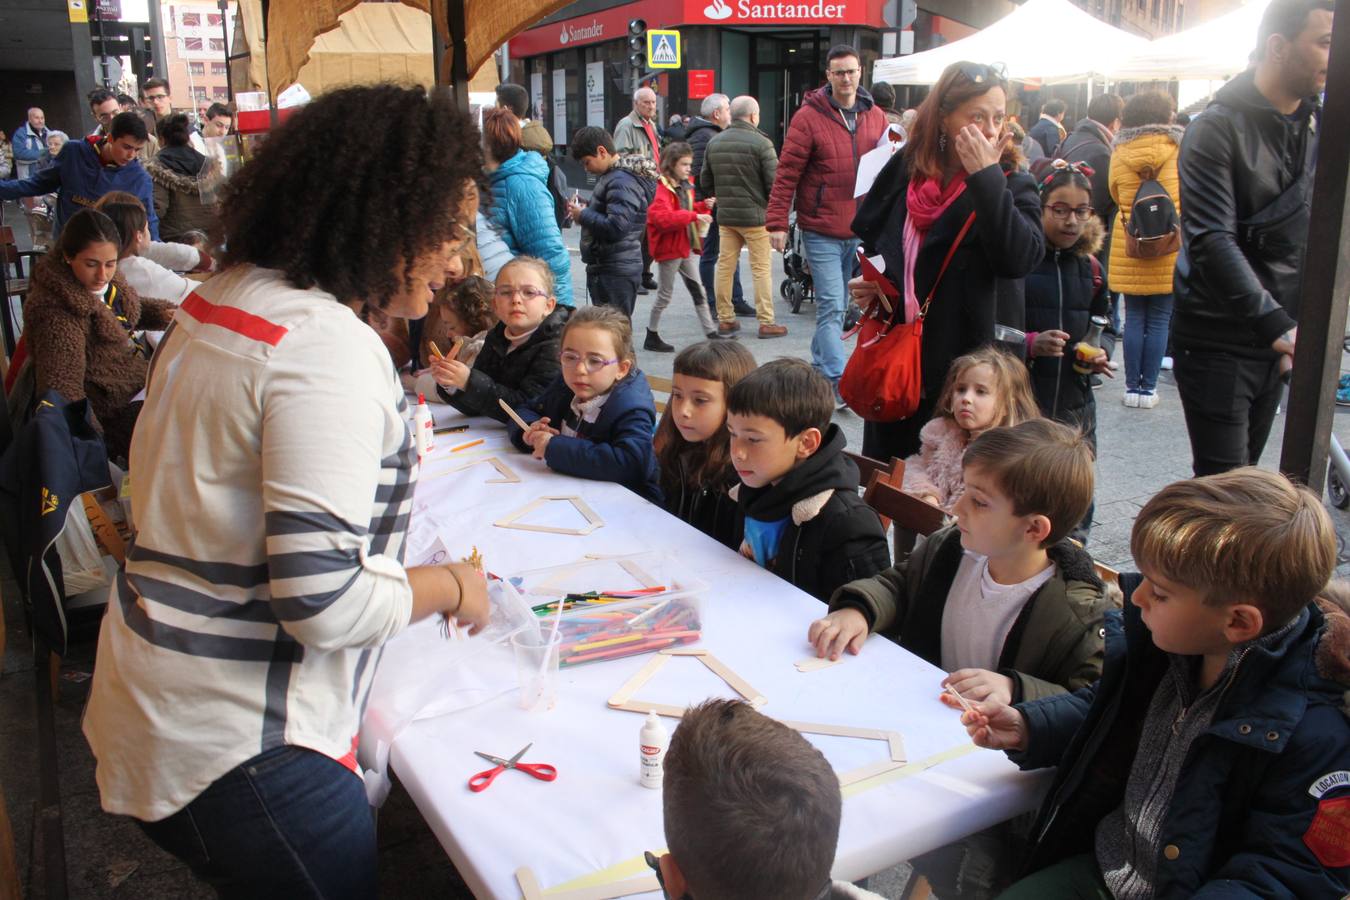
[{"x1": 839, "y1": 213, "x2": 976, "y2": 422}]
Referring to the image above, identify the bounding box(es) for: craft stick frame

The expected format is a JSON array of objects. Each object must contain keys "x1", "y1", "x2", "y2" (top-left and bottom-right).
[
  {"x1": 607, "y1": 649, "x2": 906, "y2": 787},
  {"x1": 516, "y1": 867, "x2": 659, "y2": 900},
  {"x1": 495, "y1": 496, "x2": 604, "y2": 536},
  {"x1": 423, "y1": 455, "x2": 521, "y2": 484}
]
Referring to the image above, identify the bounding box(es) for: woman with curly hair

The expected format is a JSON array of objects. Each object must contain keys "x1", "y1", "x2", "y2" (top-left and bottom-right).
[{"x1": 83, "y1": 84, "x2": 490, "y2": 899}]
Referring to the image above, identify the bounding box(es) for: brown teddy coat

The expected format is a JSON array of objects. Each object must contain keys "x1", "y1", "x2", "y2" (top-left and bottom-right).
[{"x1": 24, "y1": 256, "x2": 176, "y2": 459}]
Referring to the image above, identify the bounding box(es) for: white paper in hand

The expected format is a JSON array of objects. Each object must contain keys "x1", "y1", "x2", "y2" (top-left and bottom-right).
[{"x1": 854, "y1": 124, "x2": 907, "y2": 198}]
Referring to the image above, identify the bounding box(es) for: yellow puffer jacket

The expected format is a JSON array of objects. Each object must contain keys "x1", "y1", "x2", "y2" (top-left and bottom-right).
[{"x1": 1108, "y1": 124, "x2": 1184, "y2": 296}]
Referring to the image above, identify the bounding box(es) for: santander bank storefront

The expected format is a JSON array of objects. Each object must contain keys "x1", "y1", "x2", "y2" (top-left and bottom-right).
[{"x1": 506, "y1": 0, "x2": 985, "y2": 168}]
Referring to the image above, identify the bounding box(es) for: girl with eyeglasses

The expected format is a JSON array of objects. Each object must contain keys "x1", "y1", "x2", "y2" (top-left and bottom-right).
[
  {"x1": 511, "y1": 305, "x2": 663, "y2": 503},
  {"x1": 851, "y1": 60, "x2": 1044, "y2": 462},
  {"x1": 431, "y1": 256, "x2": 567, "y2": 423},
  {"x1": 1024, "y1": 162, "x2": 1118, "y2": 542}
]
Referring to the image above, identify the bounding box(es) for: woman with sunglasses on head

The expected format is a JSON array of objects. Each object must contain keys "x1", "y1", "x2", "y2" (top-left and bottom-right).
[
  {"x1": 82, "y1": 84, "x2": 490, "y2": 900},
  {"x1": 1107, "y1": 90, "x2": 1182, "y2": 410},
  {"x1": 851, "y1": 60, "x2": 1044, "y2": 461}
]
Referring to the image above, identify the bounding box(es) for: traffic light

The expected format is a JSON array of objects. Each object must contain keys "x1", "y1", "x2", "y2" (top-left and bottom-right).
[{"x1": 628, "y1": 19, "x2": 646, "y2": 69}]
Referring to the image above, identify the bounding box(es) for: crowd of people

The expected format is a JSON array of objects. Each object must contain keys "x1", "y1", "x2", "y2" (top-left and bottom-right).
[{"x1": 1, "y1": 0, "x2": 1345, "y2": 897}]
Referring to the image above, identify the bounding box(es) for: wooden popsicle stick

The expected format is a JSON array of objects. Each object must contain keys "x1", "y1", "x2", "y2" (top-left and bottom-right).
[
  {"x1": 700, "y1": 653, "x2": 767, "y2": 707},
  {"x1": 794, "y1": 656, "x2": 841, "y2": 673},
  {"x1": 608, "y1": 654, "x2": 669, "y2": 707},
  {"x1": 609, "y1": 700, "x2": 688, "y2": 718},
  {"x1": 838, "y1": 758, "x2": 908, "y2": 787},
  {"x1": 777, "y1": 721, "x2": 892, "y2": 741},
  {"x1": 515, "y1": 867, "x2": 545, "y2": 900},
  {"x1": 547, "y1": 874, "x2": 663, "y2": 900},
  {"x1": 498, "y1": 398, "x2": 532, "y2": 431},
  {"x1": 887, "y1": 731, "x2": 907, "y2": 763},
  {"x1": 661, "y1": 647, "x2": 709, "y2": 657}
]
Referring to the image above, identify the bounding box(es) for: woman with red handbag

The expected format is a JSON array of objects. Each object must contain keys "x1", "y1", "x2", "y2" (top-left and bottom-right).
[{"x1": 847, "y1": 61, "x2": 1044, "y2": 460}]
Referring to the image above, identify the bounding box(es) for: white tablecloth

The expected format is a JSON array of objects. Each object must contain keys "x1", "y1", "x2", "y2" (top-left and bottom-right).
[{"x1": 363, "y1": 405, "x2": 1050, "y2": 899}]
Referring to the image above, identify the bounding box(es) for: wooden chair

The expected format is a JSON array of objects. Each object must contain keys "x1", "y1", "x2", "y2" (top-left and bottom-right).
[
  {"x1": 647, "y1": 374, "x2": 673, "y2": 415},
  {"x1": 845, "y1": 451, "x2": 906, "y2": 530},
  {"x1": 1, "y1": 224, "x2": 41, "y2": 358},
  {"x1": 863, "y1": 473, "x2": 947, "y2": 538}
]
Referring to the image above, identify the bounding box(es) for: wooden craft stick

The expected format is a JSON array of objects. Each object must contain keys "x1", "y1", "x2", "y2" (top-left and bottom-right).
[
  {"x1": 778, "y1": 721, "x2": 892, "y2": 741},
  {"x1": 515, "y1": 867, "x2": 545, "y2": 900},
  {"x1": 661, "y1": 647, "x2": 709, "y2": 657},
  {"x1": 794, "y1": 656, "x2": 841, "y2": 673},
  {"x1": 428, "y1": 340, "x2": 444, "y2": 360},
  {"x1": 887, "y1": 731, "x2": 907, "y2": 763},
  {"x1": 610, "y1": 701, "x2": 688, "y2": 719},
  {"x1": 608, "y1": 655, "x2": 669, "y2": 707},
  {"x1": 944, "y1": 683, "x2": 976, "y2": 715},
  {"x1": 498, "y1": 398, "x2": 532, "y2": 431},
  {"x1": 700, "y1": 654, "x2": 768, "y2": 707},
  {"x1": 546, "y1": 875, "x2": 663, "y2": 900},
  {"x1": 838, "y1": 758, "x2": 908, "y2": 787},
  {"x1": 449, "y1": 336, "x2": 466, "y2": 359}
]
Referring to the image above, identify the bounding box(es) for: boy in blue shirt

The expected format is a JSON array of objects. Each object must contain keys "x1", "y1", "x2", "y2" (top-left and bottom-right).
[
  {"x1": 959, "y1": 468, "x2": 1350, "y2": 898},
  {"x1": 725, "y1": 358, "x2": 888, "y2": 601}
]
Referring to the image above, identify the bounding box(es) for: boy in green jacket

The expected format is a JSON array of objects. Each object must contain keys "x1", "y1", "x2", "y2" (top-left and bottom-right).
[{"x1": 809, "y1": 418, "x2": 1114, "y2": 705}]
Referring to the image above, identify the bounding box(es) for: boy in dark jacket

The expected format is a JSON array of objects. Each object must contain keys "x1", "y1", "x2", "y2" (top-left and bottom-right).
[
  {"x1": 811, "y1": 420, "x2": 1111, "y2": 703},
  {"x1": 726, "y1": 359, "x2": 888, "y2": 603},
  {"x1": 567, "y1": 127, "x2": 658, "y2": 318},
  {"x1": 961, "y1": 468, "x2": 1350, "y2": 899}
]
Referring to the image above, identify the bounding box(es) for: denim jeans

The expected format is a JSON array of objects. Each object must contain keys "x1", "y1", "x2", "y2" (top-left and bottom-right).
[
  {"x1": 586, "y1": 269, "x2": 641, "y2": 318},
  {"x1": 1122, "y1": 293, "x2": 1173, "y2": 392},
  {"x1": 801, "y1": 230, "x2": 860, "y2": 382},
  {"x1": 138, "y1": 745, "x2": 377, "y2": 899},
  {"x1": 698, "y1": 212, "x2": 743, "y2": 308}
]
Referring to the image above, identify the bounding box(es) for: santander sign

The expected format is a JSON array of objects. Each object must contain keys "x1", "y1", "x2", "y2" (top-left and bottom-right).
[{"x1": 687, "y1": 0, "x2": 860, "y2": 24}]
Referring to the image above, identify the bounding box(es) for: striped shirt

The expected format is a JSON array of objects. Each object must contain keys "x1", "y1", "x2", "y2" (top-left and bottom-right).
[{"x1": 84, "y1": 265, "x2": 417, "y2": 821}]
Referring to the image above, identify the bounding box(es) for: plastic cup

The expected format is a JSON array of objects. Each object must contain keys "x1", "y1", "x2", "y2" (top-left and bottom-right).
[{"x1": 512, "y1": 630, "x2": 562, "y2": 712}]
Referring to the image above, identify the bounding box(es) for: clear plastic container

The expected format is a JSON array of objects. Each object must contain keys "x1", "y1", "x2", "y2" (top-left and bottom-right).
[{"x1": 509, "y1": 552, "x2": 706, "y2": 668}]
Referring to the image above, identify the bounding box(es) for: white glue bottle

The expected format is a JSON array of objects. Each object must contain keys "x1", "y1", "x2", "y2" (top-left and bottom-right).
[
  {"x1": 413, "y1": 393, "x2": 435, "y2": 460},
  {"x1": 639, "y1": 710, "x2": 669, "y2": 789}
]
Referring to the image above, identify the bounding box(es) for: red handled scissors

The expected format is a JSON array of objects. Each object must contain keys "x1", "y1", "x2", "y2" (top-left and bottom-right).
[{"x1": 468, "y1": 742, "x2": 557, "y2": 792}]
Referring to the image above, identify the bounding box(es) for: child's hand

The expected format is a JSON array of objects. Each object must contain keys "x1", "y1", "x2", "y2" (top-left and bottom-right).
[
  {"x1": 917, "y1": 492, "x2": 942, "y2": 508},
  {"x1": 430, "y1": 356, "x2": 471, "y2": 390},
  {"x1": 522, "y1": 418, "x2": 559, "y2": 458},
  {"x1": 1031, "y1": 329, "x2": 1070, "y2": 358},
  {"x1": 1088, "y1": 350, "x2": 1116, "y2": 378},
  {"x1": 566, "y1": 198, "x2": 585, "y2": 221},
  {"x1": 808, "y1": 608, "x2": 870, "y2": 660},
  {"x1": 704, "y1": 197, "x2": 716, "y2": 208},
  {"x1": 444, "y1": 562, "x2": 490, "y2": 634},
  {"x1": 957, "y1": 698, "x2": 1028, "y2": 752},
  {"x1": 941, "y1": 668, "x2": 1014, "y2": 707}
]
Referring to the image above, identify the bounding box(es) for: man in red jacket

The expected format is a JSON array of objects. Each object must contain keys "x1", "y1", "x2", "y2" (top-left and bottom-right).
[{"x1": 766, "y1": 46, "x2": 887, "y2": 405}]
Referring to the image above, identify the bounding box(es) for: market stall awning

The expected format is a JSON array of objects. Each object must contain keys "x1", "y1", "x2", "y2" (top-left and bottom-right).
[
  {"x1": 1103, "y1": 0, "x2": 1269, "y2": 81},
  {"x1": 873, "y1": 0, "x2": 1150, "y2": 86},
  {"x1": 295, "y1": 2, "x2": 436, "y2": 96},
  {"x1": 257, "y1": 0, "x2": 573, "y2": 98}
]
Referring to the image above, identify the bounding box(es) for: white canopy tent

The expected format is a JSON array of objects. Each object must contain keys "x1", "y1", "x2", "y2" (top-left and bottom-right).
[
  {"x1": 873, "y1": 0, "x2": 1150, "y2": 86},
  {"x1": 1104, "y1": 0, "x2": 1269, "y2": 81}
]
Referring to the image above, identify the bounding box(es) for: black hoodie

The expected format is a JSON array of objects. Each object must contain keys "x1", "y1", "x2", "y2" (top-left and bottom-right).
[{"x1": 733, "y1": 424, "x2": 890, "y2": 602}]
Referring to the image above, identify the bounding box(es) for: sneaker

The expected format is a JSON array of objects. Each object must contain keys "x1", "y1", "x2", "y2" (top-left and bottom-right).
[
  {"x1": 637, "y1": 285, "x2": 651, "y2": 295},
  {"x1": 1124, "y1": 391, "x2": 1140, "y2": 408},
  {"x1": 733, "y1": 301, "x2": 757, "y2": 318},
  {"x1": 717, "y1": 321, "x2": 741, "y2": 335},
  {"x1": 1161, "y1": 356, "x2": 1174, "y2": 371},
  {"x1": 642, "y1": 274, "x2": 659, "y2": 291},
  {"x1": 643, "y1": 329, "x2": 675, "y2": 353},
  {"x1": 1137, "y1": 391, "x2": 1160, "y2": 409},
  {"x1": 758, "y1": 324, "x2": 788, "y2": 339},
  {"x1": 705, "y1": 330, "x2": 724, "y2": 340},
  {"x1": 1090, "y1": 375, "x2": 1103, "y2": 389}
]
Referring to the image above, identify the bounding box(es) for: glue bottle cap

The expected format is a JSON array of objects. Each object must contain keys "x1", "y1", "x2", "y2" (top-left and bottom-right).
[{"x1": 417, "y1": 393, "x2": 427, "y2": 405}]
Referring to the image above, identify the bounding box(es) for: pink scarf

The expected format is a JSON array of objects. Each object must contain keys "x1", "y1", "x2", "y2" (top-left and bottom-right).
[{"x1": 902, "y1": 171, "x2": 968, "y2": 321}]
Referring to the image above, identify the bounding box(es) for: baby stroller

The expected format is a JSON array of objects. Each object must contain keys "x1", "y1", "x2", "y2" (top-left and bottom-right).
[{"x1": 779, "y1": 212, "x2": 814, "y2": 315}]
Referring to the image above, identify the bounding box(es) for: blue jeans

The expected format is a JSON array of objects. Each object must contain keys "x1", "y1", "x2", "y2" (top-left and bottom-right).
[
  {"x1": 698, "y1": 214, "x2": 743, "y2": 308},
  {"x1": 138, "y1": 745, "x2": 377, "y2": 899},
  {"x1": 802, "y1": 230, "x2": 860, "y2": 382},
  {"x1": 1122, "y1": 293, "x2": 1173, "y2": 392}
]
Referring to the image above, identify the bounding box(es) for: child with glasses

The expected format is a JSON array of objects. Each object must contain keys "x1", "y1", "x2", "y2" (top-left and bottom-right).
[
  {"x1": 431, "y1": 256, "x2": 566, "y2": 424},
  {"x1": 1023, "y1": 162, "x2": 1117, "y2": 543},
  {"x1": 510, "y1": 305, "x2": 662, "y2": 503}
]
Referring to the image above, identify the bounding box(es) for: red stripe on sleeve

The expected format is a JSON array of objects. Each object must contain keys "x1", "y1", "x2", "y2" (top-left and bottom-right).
[{"x1": 180, "y1": 292, "x2": 289, "y2": 347}]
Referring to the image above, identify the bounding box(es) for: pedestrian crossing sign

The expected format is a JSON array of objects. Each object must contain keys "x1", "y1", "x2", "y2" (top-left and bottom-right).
[{"x1": 647, "y1": 30, "x2": 681, "y2": 69}]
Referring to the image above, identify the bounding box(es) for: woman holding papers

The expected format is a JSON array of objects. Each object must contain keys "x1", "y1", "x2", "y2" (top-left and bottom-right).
[{"x1": 851, "y1": 61, "x2": 1044, "y2": 460}]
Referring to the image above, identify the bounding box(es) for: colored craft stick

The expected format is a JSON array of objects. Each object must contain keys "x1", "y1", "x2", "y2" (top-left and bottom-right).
[
  {"x1": 429, "y1": 340, "x2": 444, "y2": 359},
  {"x1": 570, "y1": 633, "x2": 649, "y2": 653},
  {"x1": 563, "y1": 638, "x2": 679, "y2": 665},
  {"x1": 451, "y1": 438, "x2": 485, "y2": 452},
  {"x1": 450, "y1": 337, "x2": 466, "y2": 359}
]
